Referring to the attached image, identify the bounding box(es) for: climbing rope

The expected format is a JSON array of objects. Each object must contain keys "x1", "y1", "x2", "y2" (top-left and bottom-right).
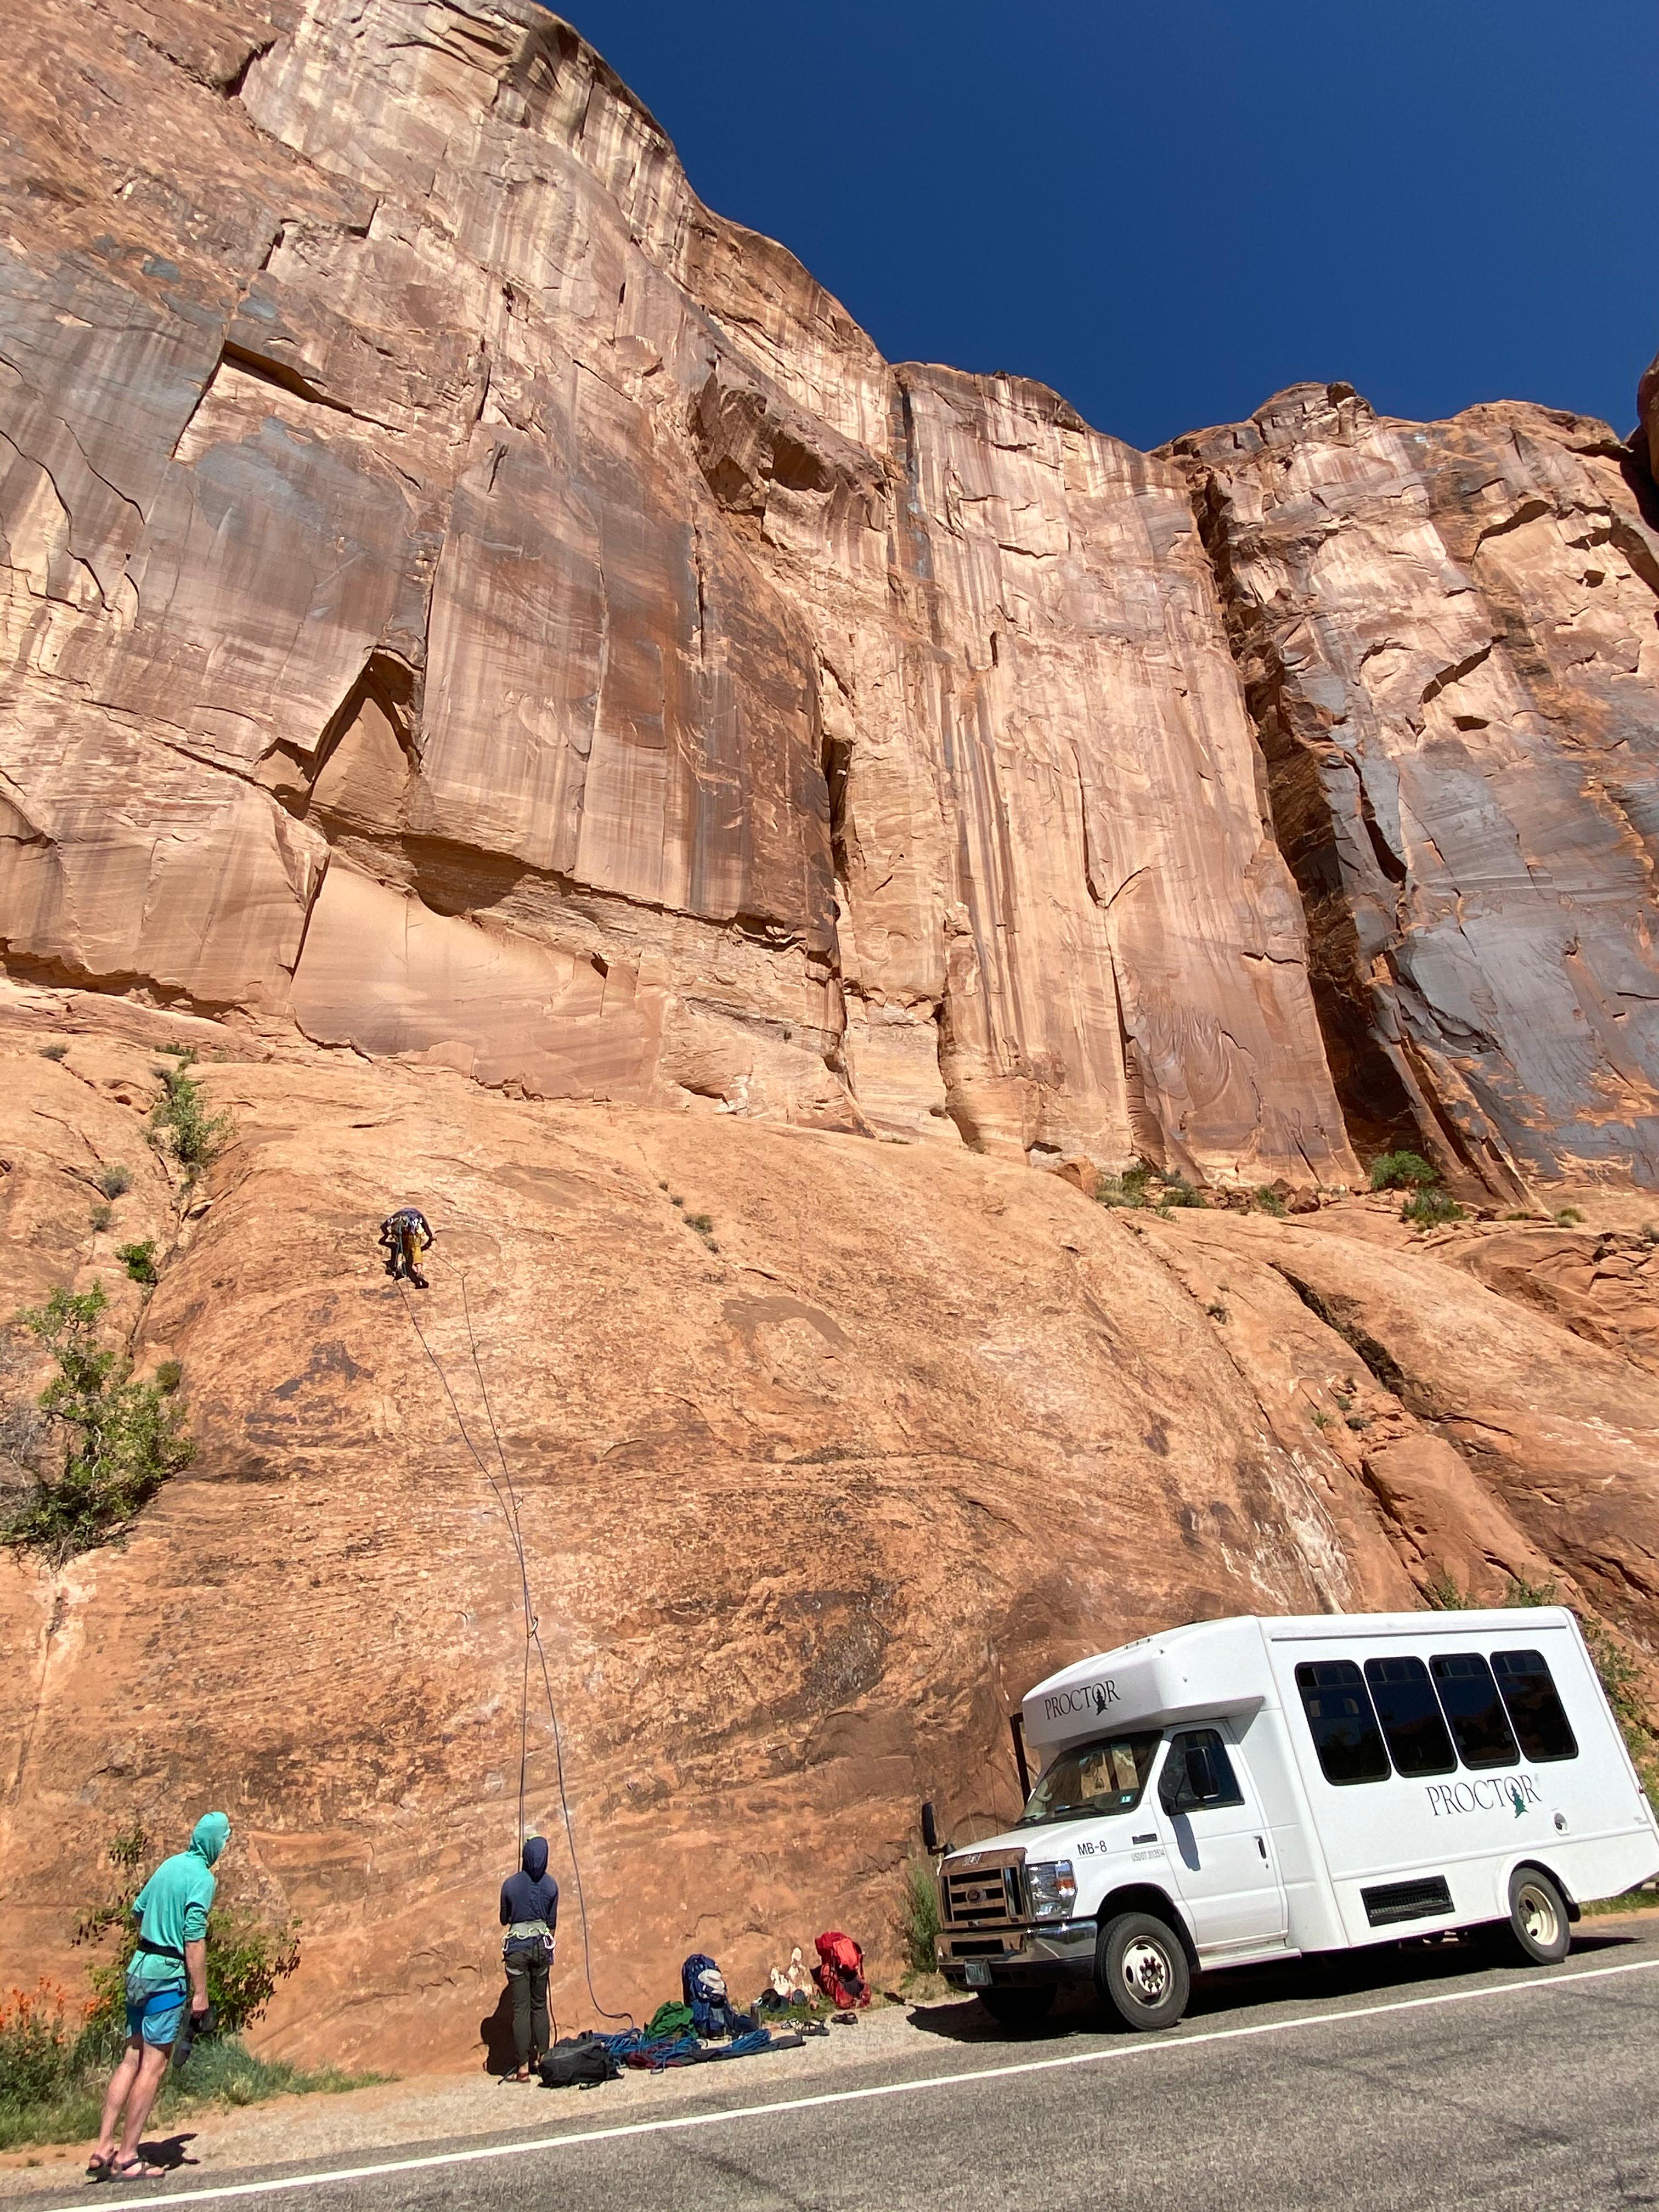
[{"x1": 394, "y1": 1270, "x2": 633, "y2": 2028}]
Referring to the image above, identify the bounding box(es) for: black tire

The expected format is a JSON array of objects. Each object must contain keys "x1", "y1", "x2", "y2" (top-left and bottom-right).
[
  {"x1": 978, "y1": 1984, "x2": 1056, "y2": 2030},
  {"x1": 1489, "y1": 1867, "x2": 1572, "y2": 1966},
  {"x1": 1095, "y1": 1911, "x2": 1190, "y2": 2031}
]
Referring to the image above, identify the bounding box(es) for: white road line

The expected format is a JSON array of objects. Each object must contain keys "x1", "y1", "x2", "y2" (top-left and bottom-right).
[{"x1": 48, "y1": 1955, "x2": 1659, "y2": 2210}]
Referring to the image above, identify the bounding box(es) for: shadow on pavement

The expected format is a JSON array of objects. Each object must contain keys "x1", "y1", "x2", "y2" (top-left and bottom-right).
[
  {"x1": 909, "y1": 1926, "x2": 1644, "y2": 2045},
  {"x1": 132, "y1": 2130, "x2": 199, "y2": 2171}
]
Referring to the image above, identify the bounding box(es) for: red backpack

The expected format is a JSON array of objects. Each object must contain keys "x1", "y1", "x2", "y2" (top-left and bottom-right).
[{"x1": 812, "y1": 1931, "x2": 869, "y2": 2009}]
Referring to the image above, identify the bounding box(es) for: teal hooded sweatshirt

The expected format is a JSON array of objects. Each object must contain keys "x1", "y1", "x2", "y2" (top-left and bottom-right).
[{"x1": 127, "y1": 1814, "x2": 232, "y2": 1991}]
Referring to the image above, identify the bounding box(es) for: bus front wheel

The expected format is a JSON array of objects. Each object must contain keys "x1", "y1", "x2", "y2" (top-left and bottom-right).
[{"x1": 1096, "y1": 1911, "x2": 1190, "y2": 2031}]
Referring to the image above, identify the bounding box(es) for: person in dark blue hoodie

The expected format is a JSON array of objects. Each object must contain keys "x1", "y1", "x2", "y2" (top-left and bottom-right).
[{"x1": 499, "y1": 1836, "x2": 558, "y2": 2079}]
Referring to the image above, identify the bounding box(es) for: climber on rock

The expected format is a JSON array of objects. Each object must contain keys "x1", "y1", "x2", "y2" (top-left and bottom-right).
[{"x1": 379, "y1": 1205, "x2": 436, "y2": 1289}]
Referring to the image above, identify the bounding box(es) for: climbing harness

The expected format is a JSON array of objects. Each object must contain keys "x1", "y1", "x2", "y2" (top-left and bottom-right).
[{"x1": 395, "y1": 1272, "x2": 632, "y2": 2029}]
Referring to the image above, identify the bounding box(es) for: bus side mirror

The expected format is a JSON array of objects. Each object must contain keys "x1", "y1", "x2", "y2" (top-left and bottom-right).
[
  {"x1": 1186, "y1": 1743, "x2": 1222, "y2": 1803},
  {"x1": 921, "y1": 1800, "x2": 939, "y2": 1854}
]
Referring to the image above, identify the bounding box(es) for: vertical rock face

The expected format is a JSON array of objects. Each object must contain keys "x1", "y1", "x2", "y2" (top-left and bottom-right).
[
  {"x1": 0, "y1": 0, "x2": 1353, "y2": 1182},
  {"x1": 1172, "y1": 387, "x2": 1659, "y2": 1194}
]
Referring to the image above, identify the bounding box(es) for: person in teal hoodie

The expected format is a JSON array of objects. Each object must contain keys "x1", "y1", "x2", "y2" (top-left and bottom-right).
[{"x1": 88, "y1": 1812, "x2": 231, "y2": 2183}]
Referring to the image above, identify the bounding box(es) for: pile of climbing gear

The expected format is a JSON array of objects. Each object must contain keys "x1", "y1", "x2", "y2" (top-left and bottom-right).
[{"x1": 537, "y1": 1950, "x2": 821, "y2": 2087}]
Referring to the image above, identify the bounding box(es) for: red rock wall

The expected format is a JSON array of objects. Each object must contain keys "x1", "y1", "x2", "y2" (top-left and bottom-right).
[
  {"x1": 1, "y1": 0, "x2": 1355, "y2": 1183},
  {"x1": 1172, "y1": 386, "x2": 1659, "y2": 1195}
]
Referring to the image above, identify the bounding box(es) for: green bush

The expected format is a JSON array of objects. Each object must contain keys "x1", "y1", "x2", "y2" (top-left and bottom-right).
[
  {"x1": 1370, "y1": 1150, "x2": 1438, "y2": 1192},
  {"x1": 154, "y1": 1361, "x2": 183, "y2": 1395},
  {"x1": 898, "y1": 1858, "x2": 942, "y2": 1976},
  {"x1": 80, "y1": 1825, "x2": 303, "y2": 2038},
  {"x1": 1158, "y1": 1173, "x2": 1207, "y2": 1210},
  {"x1": 1098, "y1": 1163, "x2": 1155, "y2": 1209},
  {"x1": 95, "y1": 1164, "x2": 132, "y2": 1201},
  {"x1": 89, "y1": 1204, "x2": 114, "y2": 1233},
  {"x1": 0, "y1": 1982, "x2": 76, "y2": 2108},
  {"x1": 1252, "y1": 1187, "x2": 1286, "y2": 1218},
  {"x1": 116, "y1": 1240, "x2": 158, "y2": 1286},
  {"x1": 37, "y1": 1042, "x2": 69, "y2": 1063},
  {"x1": 2, "y1": 1286, "x2": 194, "y2": 1561},
  {"x1": 1555, "y1": 1207, "x2": 1584, "y2": 1227},
  {"x1": 1401, "y1": 1189, "x2": 1464, "y2": 1228},
  {"x1": 149, "y1": 1058, "x2": 232, "y2": 1173}
]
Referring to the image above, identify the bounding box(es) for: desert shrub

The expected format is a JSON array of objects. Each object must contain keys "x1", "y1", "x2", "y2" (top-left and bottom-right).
[
  {"x1": 1251, "y1": 1186, "x2": 1286, "y2": 1218},
  {"x1": 154, "y1": 1361, "x2": 183, "y2": 1395},
  {"x1": 898, "y1": 1858, "x2": 942, "y2": 1976},
  {"x1": 83, "y1": 1907, "x2": 300, "y2": 2039},
  {"x1": 1097, "y1": 1162, "x2": 1155, "y2": 1209},
  {"x1": 116, "y1": 1240, "x2": 158, "y2": 1286},
  {"x1": 0, "y1": 1983, "x2": 77, "y2": 2109},
  {"x1": 37, "y1": 1042, "x2": 69, "y2": 1063},
  {"x1": 149, "y1": 1058, "x2": 232, "y2": 1173},
  {"x1": 89, "y1": 1204, "x2": 114, "y2": 1233},
  {"x1": 1205, "y1": 1302, "x2": 1229, "y2": 1323},
  {"x1": 1401, "y1": 1189, "x2": 1464, "y2": 1228},
  {"x1": 1370, "y1": 1150, "x2": 1438, "y2": 1192},
  {"x1": 80, "y1": 1826, "x2": 302, "y2": 2038},
  {"x1": 685, "y1": 1213, "x2": 714, "y2": 1236},
  {"x1": 1158, "y1": 1172, "x2": 1207, "y2": 1210},
  {"x1": 2, "y1": 1286, "x2": 194, "y2": 1560},
  {"x1": 1425, "y1": 1566, "x2": 1475, "y2": 1611},
  {"x1": 95, "y1": 1165, "x2": 132, "y2": 1201},
  {"x1": 1555, "y1": 1207, "x2": 1584, "y2": 1227}
]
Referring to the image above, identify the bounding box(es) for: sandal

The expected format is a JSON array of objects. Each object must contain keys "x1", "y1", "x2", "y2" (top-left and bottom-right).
[
  {"x1": 85, "y1": 2151, "x2": 115, "y2": 2180},
  {"x1": 109, "y1": 2159, "x2": 169, "y2": 2182}
]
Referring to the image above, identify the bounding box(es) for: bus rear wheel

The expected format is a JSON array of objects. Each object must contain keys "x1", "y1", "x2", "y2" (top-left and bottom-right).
[{"x1": 1096, "y1": 1911, "x2": 1190, "y2": 2031}]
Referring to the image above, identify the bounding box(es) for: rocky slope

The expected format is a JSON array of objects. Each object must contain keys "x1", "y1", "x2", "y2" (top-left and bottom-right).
[{"x1": 2, "y1": 0, "x2": 1659, "y2": 2069}]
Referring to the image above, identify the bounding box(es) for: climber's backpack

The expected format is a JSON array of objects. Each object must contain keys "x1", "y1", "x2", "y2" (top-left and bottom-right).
[
  {"x1": 812, "y1": 1932, "x2": 870, "y2": 2010},
  {"x1": 538, "y1": 2033, "x2": 619, "y2": 2088},
  {"x1": 680, "y1": 1952, "x2": 748, "y2": 2040}
]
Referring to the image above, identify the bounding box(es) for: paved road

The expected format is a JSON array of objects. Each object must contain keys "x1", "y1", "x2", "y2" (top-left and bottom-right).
[{"x1": 25, "y1": 1922, "x2": 1659, "y2": 2212}]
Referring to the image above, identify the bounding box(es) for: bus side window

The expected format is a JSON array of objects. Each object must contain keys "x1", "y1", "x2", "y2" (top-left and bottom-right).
[
  {"x1": 1430, "y1": 1653, "x2": 1520, "y2": 1769},
  {"x1": 1492, "y1": 1649, "x2": 1579, "y2": 1763},
  {"x1": 1364, "y1": 1655, "x2": 1457, "y2": 1776},
  {"x1": 1295, "y1": 1660, "x2": 1391, "y2": 1785}
]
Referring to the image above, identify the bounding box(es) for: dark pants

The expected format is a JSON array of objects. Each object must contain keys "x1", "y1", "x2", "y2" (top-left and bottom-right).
[{"x1": 505, "y1": 1949, "x2": 549, "y2": 2066}]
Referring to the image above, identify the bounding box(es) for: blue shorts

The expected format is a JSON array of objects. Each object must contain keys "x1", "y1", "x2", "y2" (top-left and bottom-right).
[{"x1": 125, "y1": 1978, "x2": 188, "y2": 2047}]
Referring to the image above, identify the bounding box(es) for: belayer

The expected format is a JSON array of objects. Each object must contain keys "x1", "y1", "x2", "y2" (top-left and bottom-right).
[
  {"x1": 379, "y1": 1205, "x2": 436, "y2": 1289},
  {"x1": 500, "y1": 1835, "x2": 559, "y2": 2081}
]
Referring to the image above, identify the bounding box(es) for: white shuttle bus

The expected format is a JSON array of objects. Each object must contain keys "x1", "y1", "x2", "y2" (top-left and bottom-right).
[{"x1": 933, "y1": 1609, "x2": 1658, "y2": 2030}]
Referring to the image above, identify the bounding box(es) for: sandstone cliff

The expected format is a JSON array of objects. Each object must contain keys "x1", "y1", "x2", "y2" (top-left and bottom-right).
[
  {"x1": 3, "y1": 0, "x2": 1659, "y2": 2072},
  {"x1": 1172, "y1": 387, "x2": 1659, "y2": 1198}
]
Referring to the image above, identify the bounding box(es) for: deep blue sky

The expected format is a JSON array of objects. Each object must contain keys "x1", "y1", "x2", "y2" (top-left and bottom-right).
[{"x1": 560, "y1": 0, "x2": 1656, "y2": 453}]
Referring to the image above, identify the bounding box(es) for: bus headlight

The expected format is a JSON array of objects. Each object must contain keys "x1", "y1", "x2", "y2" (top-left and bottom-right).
[{"x1": 1026, "y1": 1859, "x2": 1077, "y2": 1920}]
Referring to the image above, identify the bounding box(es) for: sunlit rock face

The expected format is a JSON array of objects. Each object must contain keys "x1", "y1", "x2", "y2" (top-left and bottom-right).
[
  {"x1": 1171, "y1": 386, "x2": 1659, "y2": 1196},
  {"x1": 0, "y1": 0, "x2": 1355, "y2": 1183}
]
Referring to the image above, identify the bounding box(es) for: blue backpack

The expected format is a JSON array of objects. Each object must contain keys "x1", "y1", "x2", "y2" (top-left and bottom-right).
[{"x1": 680, "y1": 1952, "x2": 747, "y2": 2040}]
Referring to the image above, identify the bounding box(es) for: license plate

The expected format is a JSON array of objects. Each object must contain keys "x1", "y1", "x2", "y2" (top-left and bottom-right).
[{"x1": 964, "y1": 1960, "x2": 992, "y2": 1988}]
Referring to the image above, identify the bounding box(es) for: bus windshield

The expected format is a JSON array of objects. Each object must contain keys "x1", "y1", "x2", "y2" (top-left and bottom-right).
[{"x1": 1019, "y1": 1731, "x2": 1161, "y2": 1827}]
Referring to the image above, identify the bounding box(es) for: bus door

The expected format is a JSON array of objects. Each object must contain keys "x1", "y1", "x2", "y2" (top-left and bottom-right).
[{"x1": 1156, "y1": 1726, "x2": 1288, "y2": 1954}]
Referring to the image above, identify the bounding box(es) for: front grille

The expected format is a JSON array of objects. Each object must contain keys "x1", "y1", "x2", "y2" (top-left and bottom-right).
[
  {"x1": 1362, "y1": 1876, "x2": 1454, "y2": 1927},
  {"x1": 941, "y1": 1852, "x2": 1027, "y2": 1929}
]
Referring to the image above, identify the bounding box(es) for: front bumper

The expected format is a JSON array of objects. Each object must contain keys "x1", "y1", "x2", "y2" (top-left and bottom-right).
[{"x1": 936, "y1": 1920, "x2": 1097, "y2": 1989}]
